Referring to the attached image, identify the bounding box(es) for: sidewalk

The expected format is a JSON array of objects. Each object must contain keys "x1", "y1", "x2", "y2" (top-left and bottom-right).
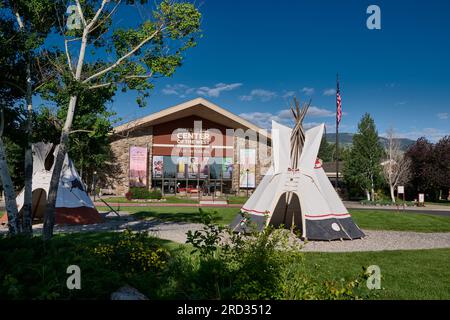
[{"x1": 343, "y1": 201, "x2": 450, "y2": 212}]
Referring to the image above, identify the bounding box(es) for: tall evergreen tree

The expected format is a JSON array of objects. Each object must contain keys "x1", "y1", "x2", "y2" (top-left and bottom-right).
[
  {"x1": 343, "y1": 113, "x2": 384, "y2": 201},
  {"x1": 318, "y1": 135, "x2": 333, "y2": 162}
]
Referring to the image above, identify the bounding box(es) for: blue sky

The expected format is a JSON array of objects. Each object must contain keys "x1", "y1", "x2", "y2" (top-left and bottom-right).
[{"x1": 79, "y1": 1, "x2": 450, "y2": 141}]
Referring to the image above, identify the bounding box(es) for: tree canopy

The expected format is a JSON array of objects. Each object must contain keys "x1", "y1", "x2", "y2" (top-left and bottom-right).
[{"x1": 343, "y1": 113, "x2": 384, "y2": 200}]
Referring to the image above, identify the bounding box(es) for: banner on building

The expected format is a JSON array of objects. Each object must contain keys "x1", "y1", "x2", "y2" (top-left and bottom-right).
[
  {"x1": 222, "y1": 157, "x2": 233, "y2": 179},
  {"x1": 199, "y1": 157, "x2": 210, "y2": 179},
  {"x1": 129, "y1": 146, "x2": 148, "y2": 187},
  {"x1": 176, "y1": 157, "x2": 187, "y2": 179},
  {"x1": 239, "y1": 149, "x2": 256, "y2": 188},
  {"x1": 152, "y1": 156, "x2": 164, "y2": 178},
  {"x1": 188, "y1": 157, "x2": 199, "y2": 179}
]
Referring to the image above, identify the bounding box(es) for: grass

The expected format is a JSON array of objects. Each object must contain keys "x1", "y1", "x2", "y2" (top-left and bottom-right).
[
  {"x1": 123, "y1": 206, "x2": 238, "y2": 225},
  {"x1": 226, "y1": 196, "x2": 249, "y2": 204},
  {"x1": 426, "y1": 200, "x2": 450, "y2": 206},
  {"x1": 1, "y1": 224, "x2": 449, "y2": 299},
  {"x1": 303, "y1": 248, "x2": 450, "y2": 299},
  {"x1": 59, "y1": 233, "x2": 449, "y2": 299},
  {"x1": 349, "y1": 209, "x2": 450, "y2": 232}
]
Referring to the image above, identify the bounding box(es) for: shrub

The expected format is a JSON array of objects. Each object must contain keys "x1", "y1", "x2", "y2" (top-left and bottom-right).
[
  {"x1": 92, "y1": 229, "x2": 169, "y2": 274},
  {"x1": 0, "y1": 231, "x2": 169, "y2": 300},
  {"x1": 127, "y1": 187, "x2": 162, "y2": 200},
  {"x1": 182, "y1": 221, "x2": 370, "y2": 300}
]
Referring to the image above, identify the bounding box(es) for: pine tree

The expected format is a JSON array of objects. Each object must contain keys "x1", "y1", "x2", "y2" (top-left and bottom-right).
[{"x1": 343, "y1": 113, "x2": 384, "y2": 201}]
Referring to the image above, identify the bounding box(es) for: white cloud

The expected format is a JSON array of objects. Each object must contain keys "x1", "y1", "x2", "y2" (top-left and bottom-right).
[
  {"x1": 437, "y1": 112, "x2": 448, "y2": 120},
  {"x1": 239, "y1": 111, "x2": 281, "y2": 129},
  {"x1": 239, "y1": 105, "x2": 334, "y2": 129},
  {"x1": 307, "y1": 106, "x2": 335, "y2": 117},
  {"x1": 394, "y1": 127, "x2": 449, "y2": 142},
  {"x1": 301, "y1": 87, "x2": 315, "y2": 96},
  {"x1": 162, "y1": 84, "x2": 194, "y2": 98},
  {"x1": 395, "y1": 101, "x2": 407, "y2": 106},
  {"x1": 197, "y1": 82, "x2": 242, "y2": 97},
  {"x1": 323, "y1": 88, "x2": 336, "y2": 96},
  {"x1": 239, "y1": 95, "x2": 253, "y2": 101},
  {"x1": 282, "y1": 91, "x2": 296, "y2": 99},
  {"x1": 239, "y1": 89, "x2": 277, "y2": 102}
]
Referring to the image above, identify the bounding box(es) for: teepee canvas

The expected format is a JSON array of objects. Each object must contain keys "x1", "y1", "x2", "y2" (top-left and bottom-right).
[
  {"x1": 230, "y1": 99, "x2": 364, "y2": 240},
  {"x1": 3, "y1": 143, "x2": 102, "y2": 226}
]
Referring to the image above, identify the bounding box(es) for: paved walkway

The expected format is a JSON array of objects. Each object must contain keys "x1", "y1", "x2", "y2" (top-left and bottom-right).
[{"x1": 2, "y1": 212, "x2": 449, "y2": 252}]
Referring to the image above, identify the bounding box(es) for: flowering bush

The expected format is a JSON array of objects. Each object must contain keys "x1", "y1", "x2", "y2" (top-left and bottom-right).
[{"x1": 93, "y1": 229, "x2": 169, "y2": 274}]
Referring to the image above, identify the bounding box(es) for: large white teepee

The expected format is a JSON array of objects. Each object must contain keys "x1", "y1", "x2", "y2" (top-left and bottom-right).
[
  {"x1": 4, "y1": 143, "x2": 102, "y2": 225},
  {"x1": 230, "y1": 101, "x2": 364, "y2": 240}
]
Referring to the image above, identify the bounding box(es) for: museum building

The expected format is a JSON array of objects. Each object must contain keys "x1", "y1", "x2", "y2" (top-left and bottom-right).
[{"x1": 109, "y1": 98, "x2": 272, "y2": 196}]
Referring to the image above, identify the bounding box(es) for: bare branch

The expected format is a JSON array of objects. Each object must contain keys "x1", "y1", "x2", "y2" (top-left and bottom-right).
[
  {"x1": 69, "y1": 129, "x2": 95, "y2": 135},
  {"x1": 14, "y1": 11, "x2": 24, "y2": 29},
  {"x1": 66, "y1": 37, "x2": 83, "y2": 42},
  {"x1": 65, "y1": 39, "x2": 74, "y2": 75},
  {"x1": 86, "y1": 0, "x2": 110, "y2": 30},
  {"x1": 89, "y1": 0, "x2": 122, "y2": 34},
  {"x1": 88, "y1": 72, "x2": 154, "y2": 89},
  {"x1": 82, "y1": 26, "x2": 164, "y2": 83}
]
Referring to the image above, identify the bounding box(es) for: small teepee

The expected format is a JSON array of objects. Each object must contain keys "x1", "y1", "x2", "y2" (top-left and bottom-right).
[
  {"x1": 1, "y1": 142, "x2": 102, "y2": 226},
  {"x1": 230, "y1": 98, "x2": 364, "y2": 240}
]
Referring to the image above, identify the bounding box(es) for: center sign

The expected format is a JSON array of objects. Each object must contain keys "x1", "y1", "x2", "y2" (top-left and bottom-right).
[{"x1": 176, "y1": 129, "x2": 211, "y2": 145}]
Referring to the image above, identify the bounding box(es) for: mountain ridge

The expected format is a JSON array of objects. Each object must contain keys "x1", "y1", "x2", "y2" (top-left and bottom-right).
[{"x1": 325, "y1": 133, "x2": 415, "y2": 151}]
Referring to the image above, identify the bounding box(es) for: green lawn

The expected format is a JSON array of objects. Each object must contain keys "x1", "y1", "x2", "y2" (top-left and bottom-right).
[
  {"x1": 56, "y1": 233, "x2": 450, "y2": 299},
  {"x1": 426, "y1": 200, "x2": 450, "y2": 206},
  {"x1": 303, "y1": 248, "x2": 450, "y2": 299},
  {"x1": 122, "y1": 206, "x2": 238, "y2": 225},
  {"x1": 349, "y1": 209, "x2": 450, "y2": 232},
  {"x1": 226, "y1": 196, "x2": 249, "y2": 204}
]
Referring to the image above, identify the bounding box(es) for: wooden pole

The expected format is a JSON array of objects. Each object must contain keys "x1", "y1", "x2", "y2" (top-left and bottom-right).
[{"x1": 335, "y1": 73, "x2": 340, "y2": 190}]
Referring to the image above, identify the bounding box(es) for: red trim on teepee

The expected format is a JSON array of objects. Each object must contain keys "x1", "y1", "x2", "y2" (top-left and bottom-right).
[
  {"x1": 0, "y1": 208, "x2": 103, "y2": 225},
  {"x1": 314, "y1": 158, "x2": 322, "y2": 169},
  {"x1": 305, "y1": 213, "x2": 350, "y2": 218},
  {"x1": 55, "y1": 207, "x2": 103, "y2": 225},
  {"x1": 241, "y1": 207, "x2": 269, "y2": 216}
]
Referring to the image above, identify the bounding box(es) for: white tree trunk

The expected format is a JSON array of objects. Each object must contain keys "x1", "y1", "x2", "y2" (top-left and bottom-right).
[
  {"x1": 43, "y1": 96, "x2": 77, "y2": 240},
  {"x1": 22, "y1": 54, "x2": 33, "y2": 235},
  {"x1": 43, "y1": 25, "x2": 88, "y2": 240},
  {"x1": 390, "y1": 185, "x2": 396, "y2": 203},
  {"x1": 0, "y1": 138, "x2": 19, "y2": 234},
  {"x1": 365, "y1": 189, "x2": 370, "y2": 201}
]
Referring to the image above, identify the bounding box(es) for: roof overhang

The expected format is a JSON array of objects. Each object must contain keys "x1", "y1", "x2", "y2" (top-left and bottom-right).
[{"x1": 112, "y1": 97, "x2": 271, "y2": 139}]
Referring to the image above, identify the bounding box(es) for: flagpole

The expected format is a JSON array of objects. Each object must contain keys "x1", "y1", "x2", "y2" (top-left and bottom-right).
[{"x1": 335, "y1": 73, "x2": 339, "y2": 191}]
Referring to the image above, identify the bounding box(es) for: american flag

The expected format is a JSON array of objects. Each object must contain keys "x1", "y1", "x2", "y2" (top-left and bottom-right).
[{"x1": 336, "y1": 81, "x2": 342, "y2": 124}]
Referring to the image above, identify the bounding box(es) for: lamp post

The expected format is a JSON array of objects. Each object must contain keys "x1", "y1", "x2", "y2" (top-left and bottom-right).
[
  {"x1": 246, "y1": 168, "x2": 250, "y2": 198},
  {"x1": 93, "y1": 171, "x2": 97, "y2": 202}
]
